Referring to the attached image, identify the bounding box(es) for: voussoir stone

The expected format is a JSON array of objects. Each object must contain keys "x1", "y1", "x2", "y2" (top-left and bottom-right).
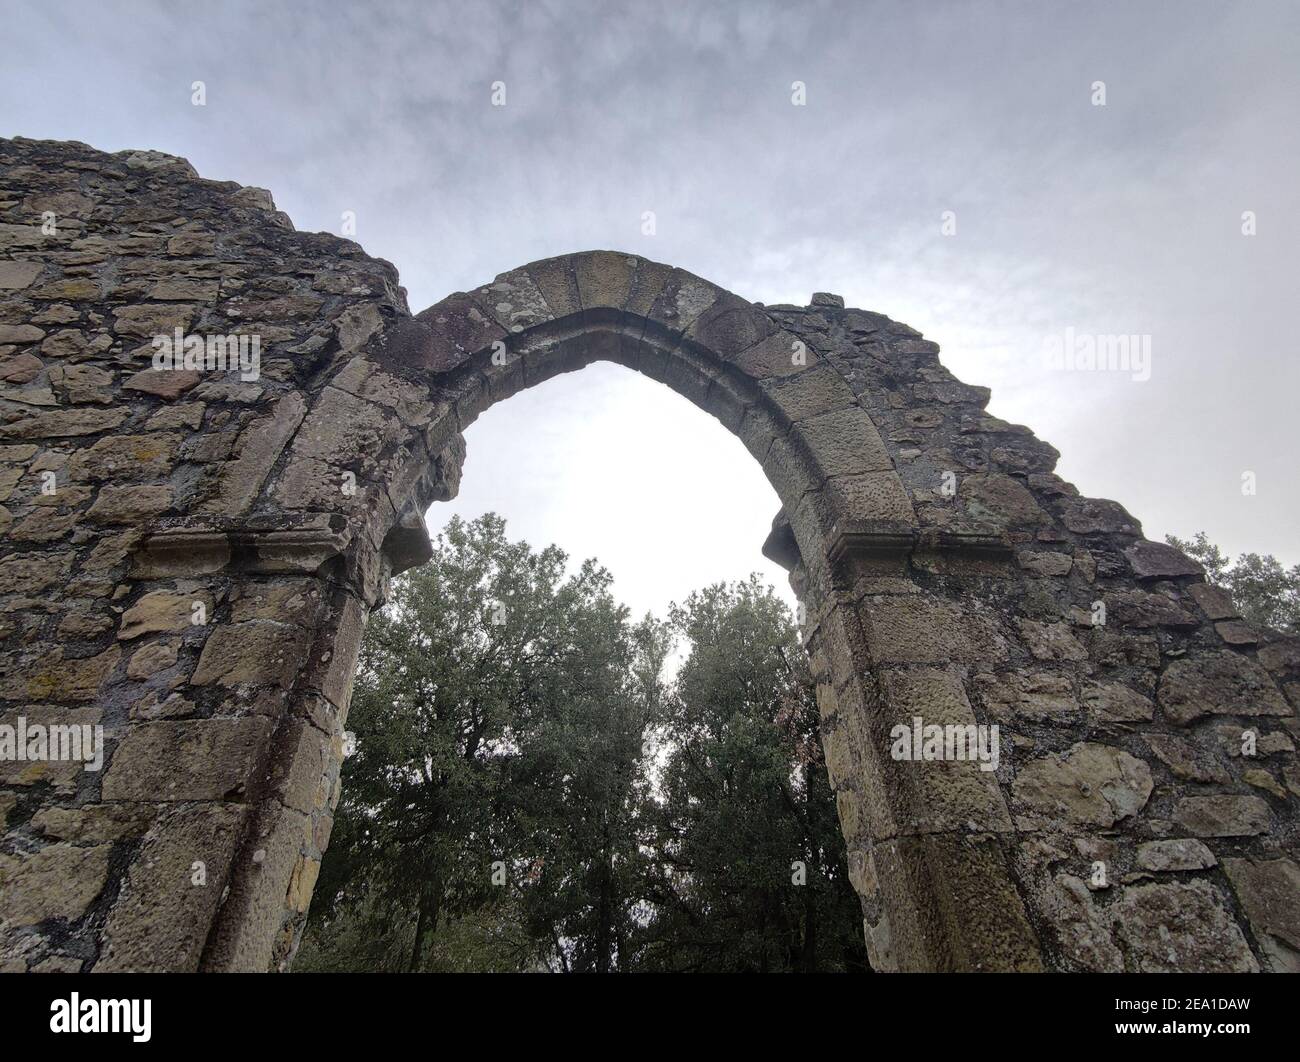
[
  {"x1": 797, "y1": 405, "x2": 893, "y2": 478},
  {"x1": 732, "y1": 330, "x2": 817, "y2": 380}
]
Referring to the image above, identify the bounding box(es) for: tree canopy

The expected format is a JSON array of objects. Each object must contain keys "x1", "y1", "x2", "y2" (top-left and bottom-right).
[
  {"x1": 1166, "y1": 531, "x2": 1300, "y2": 635},
  {"x1": 296, "y1": 514, "x2": 867, "y2": 973}
]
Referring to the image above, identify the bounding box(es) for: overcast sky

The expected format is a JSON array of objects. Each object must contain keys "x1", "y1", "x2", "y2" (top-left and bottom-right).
[{"x1": 3, "y1": 0, "x2": 1296, "y2": 621}]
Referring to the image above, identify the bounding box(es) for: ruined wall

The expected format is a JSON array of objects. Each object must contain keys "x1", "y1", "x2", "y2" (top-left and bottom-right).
[
  {"x1": 0, "y1": 137, "x2": 459, "y2": 971},
  {"x1": 762, "y1": 299, "x2": 1300, "y2": 972},
  {"x1": 0, "y1": 137, "x2": 1296, "y2": 973}
]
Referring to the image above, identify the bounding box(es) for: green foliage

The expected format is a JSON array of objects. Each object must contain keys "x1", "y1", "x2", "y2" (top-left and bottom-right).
[
  {"x1": 299, "y1": 515, "x2": 865, "y2": 972},
  {"x1": 629, "y1": 578, "x2": 868, "y2": 972},
  {"x1": 302, "y1": 513, "x2": 643, "y2": 971},
  {"x1": 1167, "y1": 532, "x2": 1300, "y2": 634}
]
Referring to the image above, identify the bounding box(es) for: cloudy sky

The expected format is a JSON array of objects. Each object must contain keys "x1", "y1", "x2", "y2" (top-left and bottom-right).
[{"x1": 3, "y1": 0, "x2": 1296, "y2": 620}]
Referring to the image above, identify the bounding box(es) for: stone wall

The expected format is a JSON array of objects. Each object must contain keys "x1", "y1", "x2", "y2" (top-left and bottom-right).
[{"x1": 0, "y1": 137, "x2": 1296, "y2": 972}]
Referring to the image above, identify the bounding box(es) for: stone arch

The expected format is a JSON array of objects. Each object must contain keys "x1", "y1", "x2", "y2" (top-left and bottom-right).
[{"x1": 1, "y1": 139, "x2": 1297, "y2": 974}]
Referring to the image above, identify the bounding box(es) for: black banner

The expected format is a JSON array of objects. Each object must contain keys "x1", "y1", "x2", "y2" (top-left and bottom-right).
[{"x1": 0, "y1": 973, "x2": 1289, "y2": 1049}]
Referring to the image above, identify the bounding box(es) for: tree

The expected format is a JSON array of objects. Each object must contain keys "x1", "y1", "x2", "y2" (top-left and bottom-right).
[
  {"x1": 500, "y1": 605, "x2": 665, "y2": 972},
  {"x1": 298, "y1": 513, "x2": 650, "y2": 972},
  {"x1": 628, "y1": 577, "x2": 868, "y2": 972},
  {"x1": 298, "y1": 520, "x2": 868, "y2": 973},
  {"x1": 1166, "y1": 532, "x2": 1300, "y2": 634}
]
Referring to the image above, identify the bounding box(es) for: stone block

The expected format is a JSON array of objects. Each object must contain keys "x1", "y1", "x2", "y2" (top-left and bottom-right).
[
  {"x1": 1113, "y1": 880, "x2": 1257, "y2": 972},
  {"x1": 1012, "y1": 742, "x2": 1153, "y2": 827},
  {"x1": 796, "y1": 405, "x2": 893, "y2": 480},
  {"x1": 199, "y1": 392, "x2": 305, "y2": 517},
  {"x1": 874, "y1": 667, "x2": 1013, "y2": 835},
  {"x1": 1143, "y1": 732, "x2": 1230, "y2": 783},
  {"x1": 0, "y1": 843, "x2": 112, "y2": 926},
  {"x1": 94, "y1": 803, "x2": 249, "y2": 972},
  {"x1": 1016, "y1": 550, "x2": 1073, "y2": 577},
  {"x1": 871, "y1": 833, "x2": 1043, "y2": 972},
  {"x1": 733, "y1": 330, "x2": 820, "y2": 381},
  {"x1": 1136, "y1": 838, "x2": 1216, "y2": 872},
  {"x1": 102, "y1": 718, "x2": 272, "y2": 801},
  {"x1": 959, "y1": 473, "x2": 1050, "y2": 528},
  {"x1": 473, "y1": 268, "x2": 555, "y2": 333},
  {"x1": 1082, "y1": 680, "x2": 1154, "y2": 723},
  {"x1": 572, "y1": 250, "x2": 636, "y2": 311},
  {"x1": 1017, "y1": 619, "x2": 1089, "y2": 662},
  {"x1": 1172, "y1": 794, "x2": 1270, "y2": 837},
  {"x1": 1158, "y1": 650, "x2": 1292, "y2": 725},
  {"x1": 291, "y1": 385, "x2": 404, "y2": 465},
  {"x1": 977, "y1": 670, "x2": 1080, "y2": 723},
  {"x1": 86, "y1": 484, "x2": 173, "y2": 524},
  {"x1": 864, "y1": 596, "x2": 1008, "y2": 666},
  {"x1": 1222, "y1": 857, "x2": 1300, "y2": 972},
  {"x1": 759, "y1": 364, "x2": 858, "y2": 426},
  {"x1": 1124, "y1": 540, "x2": 1204, "y2": 580},
  {"x1": 200, "y1": 801, "x2": 310, "y2": 971},
  {"x1": 119, "y1": 590, "x2": 212, "y2": 639},
  {"x1": 190, "y1": 621, "x2": 310, "y2": 689},
  {"x1": 523, "y1": 257, "x2": 582, "y2": 319}
]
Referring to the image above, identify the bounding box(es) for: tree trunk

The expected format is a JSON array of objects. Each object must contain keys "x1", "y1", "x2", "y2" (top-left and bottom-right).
[
  {"x1": 596, "y1": 811, "x2": 613, "y2": 973},
  {"x1": 407, "y1": 900, "x2": 429, "y2": 972},
  {"x1": 407, "y1": 884, "x2": 442, "y2": 972},
  {"x1": 801, "y1": 875, "x2": 818, "y2": 972}
]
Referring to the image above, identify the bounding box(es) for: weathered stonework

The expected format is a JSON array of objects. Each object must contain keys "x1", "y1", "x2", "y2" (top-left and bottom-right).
[{"x1": 1, "y1": 137, "x2": 1297, "y2": 972}]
